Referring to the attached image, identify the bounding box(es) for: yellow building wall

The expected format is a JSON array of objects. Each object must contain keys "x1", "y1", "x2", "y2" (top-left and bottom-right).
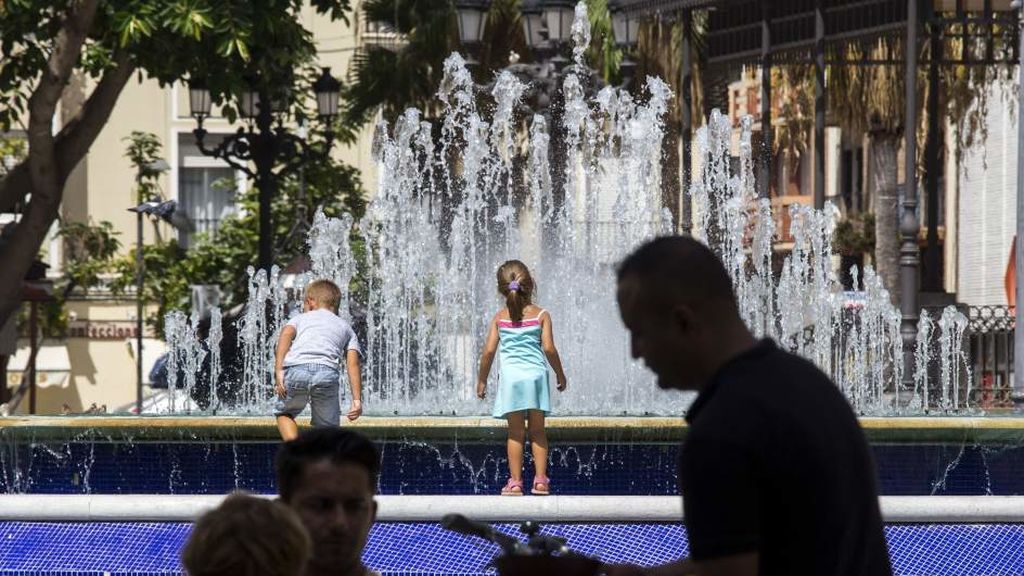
[
  {"x1": 40, "y1": 6, "x2": 378, "y2": 414},
  {"x1": 5, "y1": 299, "x2": 165, "y2": 415}
]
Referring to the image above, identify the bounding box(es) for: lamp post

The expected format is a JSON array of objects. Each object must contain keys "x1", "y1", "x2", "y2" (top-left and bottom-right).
[
  {"x1": 609, "y1": 0, "x2": 640, "y2": 86},
  {"x1": 188, "y1": 67, "x2": 341, "y2": 273},
  {"x1": 127, "y1": 162, "x2": 170, "y2": 415},
  {"x1": 454, "y1": 0, "x2": 489, "y2": 63},
  {"x1": 520, "y1": 0, "x2": 576, "y2": 66}
]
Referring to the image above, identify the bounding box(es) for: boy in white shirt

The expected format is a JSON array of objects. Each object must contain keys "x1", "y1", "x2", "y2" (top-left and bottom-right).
[{"x1": 274, "y1": 279, "x2": 363, "y2": 441}]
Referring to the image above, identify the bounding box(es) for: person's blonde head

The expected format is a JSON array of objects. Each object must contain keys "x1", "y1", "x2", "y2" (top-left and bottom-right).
[
  {"x1": 181, "y1": 491, "x2": 311, "y2": 576},
  {"x1": 305, "y1": 279, "x2": 342, "y2": 313}
]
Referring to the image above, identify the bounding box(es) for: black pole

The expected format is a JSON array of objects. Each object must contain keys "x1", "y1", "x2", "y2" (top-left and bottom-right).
[
  {"x1": 136, "y1": 174, "x2": 144, "y2": 415},
  {"x1": 28, "y1": 301, "x2": 37, "y2": 415},
  {"x1": 901, "y1": 0, "x2": 922, "y2": 385},
  {"x1": 681, "y1": 9, "x2": 693, "y2": 234},
  {"x1": 814, "y1": 0, "x2": 826, "y2": 210},
  {"x1": 255, "y1": 92, "x2": 276, "y2": 273},
  {"x1": 924, "y1": 15, "x2": 942, "y2": 292},
  {"x1": 760, "y1": 1, "x2": 772, "y2": 199}
]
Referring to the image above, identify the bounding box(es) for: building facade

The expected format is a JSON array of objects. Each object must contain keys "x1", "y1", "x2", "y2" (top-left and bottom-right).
[{"x1": 4, "y1": 5, "x2": 379, "y2": 414}]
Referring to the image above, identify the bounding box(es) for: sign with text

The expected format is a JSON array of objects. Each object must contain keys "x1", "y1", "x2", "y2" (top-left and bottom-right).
[{"x1": 68, "y1": 321, "x2": 141, "y2": 340}]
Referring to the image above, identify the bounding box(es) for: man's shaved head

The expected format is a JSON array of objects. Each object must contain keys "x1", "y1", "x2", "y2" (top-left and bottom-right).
[
  {"x1": 616, "y1": 236, "x2": 749, "y2": 391},
  {"x1": 616, "y1": 235, "x2": 738, "y2": 314}
]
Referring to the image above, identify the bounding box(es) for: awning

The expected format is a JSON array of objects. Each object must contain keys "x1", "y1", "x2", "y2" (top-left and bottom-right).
[{"x1": 6, "y1": 340, "x2": 71, "y2": 389}]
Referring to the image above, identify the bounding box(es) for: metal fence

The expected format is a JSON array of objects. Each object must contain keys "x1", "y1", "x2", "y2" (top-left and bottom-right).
[{"x1": 967, "y1": 305, "x2": 1016, "y2": 410}]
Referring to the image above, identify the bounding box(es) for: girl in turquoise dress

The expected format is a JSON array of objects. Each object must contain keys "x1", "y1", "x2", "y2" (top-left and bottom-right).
[{"x1": 476, "y1": 260, "x2": 568, "y2": 496}]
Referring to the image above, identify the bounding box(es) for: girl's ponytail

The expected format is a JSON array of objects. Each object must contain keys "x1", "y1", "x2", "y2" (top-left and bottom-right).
[
  {"x1": 497, "y1": 260, "x2": 534, "y2": 324},
  {"x1": 506, "y1": 285, "x2": 525, "y2": 323}
]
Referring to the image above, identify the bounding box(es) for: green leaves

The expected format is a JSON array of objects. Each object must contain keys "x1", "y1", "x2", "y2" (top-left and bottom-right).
[
  {"x1": 114, "y1": 10, "x2": 156, "y2": 47},
  {"x1": 123, "y1": 131, "x2": 166, "y2": 201},
  {"x1": 0, "y1": 0, "x2": 353, "y2": 124},
  {"x1": 108, "y1": 128, "x2": 367, "y2": 332},
  {"x1": 58, "y1": 219, "x2": 122, "y2": 291},
  {"x1": 159, "y1": 0, "x2": 215, "y2": 40}
]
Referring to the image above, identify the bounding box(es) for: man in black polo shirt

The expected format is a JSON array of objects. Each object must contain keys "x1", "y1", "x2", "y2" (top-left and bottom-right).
[{"x1": 611, "y1": 236, "x2": 891, "y2": 576}]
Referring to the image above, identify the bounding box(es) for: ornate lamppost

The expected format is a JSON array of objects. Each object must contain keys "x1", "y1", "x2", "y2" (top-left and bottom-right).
[
  {"x1": 455, "y1": 0, "x2": 489, "y2": 63},
  {"x1": 609, "y1": 1, "x2": 640, "y2": 85},
  {"x1": 187, "y1": 68, "x2": 341, "y2": 272}
]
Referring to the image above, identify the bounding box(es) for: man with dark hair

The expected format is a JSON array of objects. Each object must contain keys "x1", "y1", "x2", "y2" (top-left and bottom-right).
[
  {"x1": 612, "y1": 236, "x2": 891, "y2": 576},
  {"x1": 276, "y1": 427, "x2": 380, "y2": 576}
]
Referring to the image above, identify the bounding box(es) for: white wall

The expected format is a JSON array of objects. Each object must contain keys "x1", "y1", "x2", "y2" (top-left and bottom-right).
[{"x1": 957, "y1": 79, "x2": 1017, "y2": 306}]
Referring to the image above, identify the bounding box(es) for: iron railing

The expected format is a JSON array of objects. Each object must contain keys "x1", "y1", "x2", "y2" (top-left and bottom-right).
[{"x1": 967, "y1": 305, "x2": 1015, "y2": 410}]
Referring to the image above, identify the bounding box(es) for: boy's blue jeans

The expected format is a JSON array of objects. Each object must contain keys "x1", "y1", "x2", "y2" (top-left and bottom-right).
[{"x1": 274, "y1": 363, "x2": 341, "y2": 426}]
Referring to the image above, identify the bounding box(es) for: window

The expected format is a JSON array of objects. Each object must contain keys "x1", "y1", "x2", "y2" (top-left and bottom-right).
[{"x1": 177, "y1": 134, "x2": 238, "y2": 248}]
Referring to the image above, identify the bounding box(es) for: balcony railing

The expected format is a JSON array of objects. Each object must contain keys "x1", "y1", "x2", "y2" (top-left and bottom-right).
[{"x1": 967, "y1": 305, "x2": 1016, "y2": 410}]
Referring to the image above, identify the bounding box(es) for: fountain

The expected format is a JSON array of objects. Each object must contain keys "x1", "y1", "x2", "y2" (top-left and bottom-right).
[
  {"x1": 153, "y1": 4, "x2": 973, "y2": 418},
  {"x1": 0, "y1": 9, "x2": 1020, "y2": 574}
]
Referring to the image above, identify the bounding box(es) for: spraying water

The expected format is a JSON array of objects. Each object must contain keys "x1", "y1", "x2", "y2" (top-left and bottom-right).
[{"x1": 159, "y1": 1, "x2": 972, "y2": 417}]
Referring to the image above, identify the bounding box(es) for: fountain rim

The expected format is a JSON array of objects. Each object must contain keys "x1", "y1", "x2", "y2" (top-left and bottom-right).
[{"x1": 2, "y1": 415, "x2": 1024, "y2": 442}]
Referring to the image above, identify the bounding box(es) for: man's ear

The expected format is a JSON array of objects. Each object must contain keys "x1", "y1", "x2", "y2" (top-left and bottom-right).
[{"x1": 671, "y1": 304, "x2": 695, "y2": 334}]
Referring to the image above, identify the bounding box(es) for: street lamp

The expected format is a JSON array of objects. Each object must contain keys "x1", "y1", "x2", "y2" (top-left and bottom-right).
[
  {"x1": 521, "y1": 0, "x2": 546, "y2": 48},
  {"x1": 313, "y1": 67, "x2": 341, "y2": 120},
  {"x1": 189, "y1": 83, "x2": 212, "y2": 121},
  {"x1": 608, "y1": 0, "x2": 640, "y2": 87},
  {"x1": 187, "y1": 67, "x2": 340, "y2": 273},
  {"x1": 609, "y1": 2, "x2": 640, "y2": 48},
  {"x1": 454, "y1": 0, "x2": 489, "y2": 59},
  {"x1": 520, "y1": 0, "x2": 575, "y2": 65},
  {"x1": 543, "y1": 0, "x2": 576, "y2": 45},
  {"x1": 238, "y1": 76, "x2": 261, "y2": 120},
  {"x1": 127, "y1": 160, "x2": 170, "y2": 415}
]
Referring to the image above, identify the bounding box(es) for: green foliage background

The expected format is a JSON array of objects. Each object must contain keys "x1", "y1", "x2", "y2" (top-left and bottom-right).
[{"x1": 109, "y1": 140, "x2": 366, "y2": 334}]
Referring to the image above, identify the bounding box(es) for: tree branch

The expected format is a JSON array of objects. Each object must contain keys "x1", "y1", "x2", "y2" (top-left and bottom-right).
[
  {"x1": 0, "y1": 0, "x2": 101, "y2": 330},
  {"x1": 26, "y1": 0, "x2": 100, "y2": 200},
  {"x1": 0, "y1": 51, "x2": 135, "y2": 214}
]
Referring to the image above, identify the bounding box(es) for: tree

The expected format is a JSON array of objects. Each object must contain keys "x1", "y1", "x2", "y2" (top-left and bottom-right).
[
  {"x1": 771, "y1": 22, "x2": 1008, "y2": 303},
  {"x1": 343, "y1": 0, "x2": 620, "y2": 127},
  {"x1": 343, "y1": 0, "x2": 535, "y2": 127},
  {"x1": 0, "y1": 0, "x2": 352, "y2": 332},
  {"x1": 634, "y1": 11, "x2": 707, "y2": 229},
  {"x1": 109, "y1": 136, "x2": 367, "y2": 334},
  {"x1": 29, "y1": 219, "x2": 123, "y2": 338}
]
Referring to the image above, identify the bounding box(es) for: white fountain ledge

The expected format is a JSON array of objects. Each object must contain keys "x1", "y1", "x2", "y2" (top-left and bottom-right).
[
  {"x1": 1, "y1": 494, "x2": 1023, "y2": 524},
  {"x1": 0, "y1": 415, "x2": 678, "y2": 430},
  {"x1": 1, "y1": 415, "x2": 1024, "y2": 442},
  {"x1": 0, "y1": 415, "x2": 1023, "y2": 429}
]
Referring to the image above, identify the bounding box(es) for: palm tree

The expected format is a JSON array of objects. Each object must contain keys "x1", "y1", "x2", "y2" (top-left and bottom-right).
[
  {"x1": 770, "y1": 19, "x2": 1008, "y2": 304},
  {"x1": 633, "y1": 11, "x2": 707, "y2": 230},
  {"x1": 343, "y1": 0, "x2": 529, "y2": 127},
  {"x1": 828, "y1": 38, "x2": 906, "y2": 302}
]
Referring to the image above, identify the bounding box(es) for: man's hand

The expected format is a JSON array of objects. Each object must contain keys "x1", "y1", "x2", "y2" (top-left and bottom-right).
[
  {"x1": 476, "y1": 380, "x2": 487, "y2": 399},
  {"x1": 275, "y1": 370, "x2": 287, "y2": 398},
  {"x1": 556, "y1": 376, "x2": 567, "y2": 392},
  {"x1": 347, "y1": 399, "x2": 363, "y2": 421}
]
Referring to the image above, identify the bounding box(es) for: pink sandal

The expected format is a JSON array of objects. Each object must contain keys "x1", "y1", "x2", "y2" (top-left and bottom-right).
[
  {"x1": 500, "y1": 478, "x2": 524, "y2": 496},
  {"x1": 531, "y1": 475, "x2": 550, "y2": 495}
]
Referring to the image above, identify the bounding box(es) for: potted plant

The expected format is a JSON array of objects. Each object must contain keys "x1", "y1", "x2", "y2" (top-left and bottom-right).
[{"x1": 833, "y1": 212, "x2": 875, "y2": 290}]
